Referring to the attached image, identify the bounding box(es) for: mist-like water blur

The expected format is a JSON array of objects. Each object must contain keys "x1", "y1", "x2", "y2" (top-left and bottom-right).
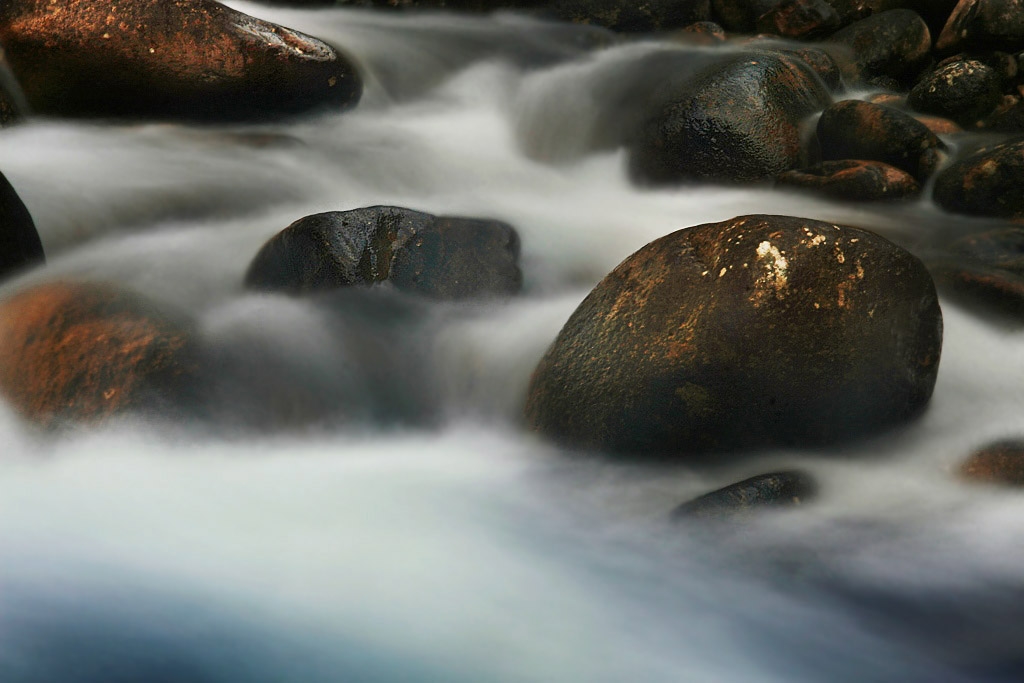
[{"x1": 2, "y1": 3, "x2": 1024, "y2": 681}]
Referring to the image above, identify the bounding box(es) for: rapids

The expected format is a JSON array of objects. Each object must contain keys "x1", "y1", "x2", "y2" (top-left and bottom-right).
[{"x1": 1, "y1": 3, "x2": 1023, "y2": 680}]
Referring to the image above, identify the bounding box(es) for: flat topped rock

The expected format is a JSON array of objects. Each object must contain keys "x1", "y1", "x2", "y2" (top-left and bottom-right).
[
  {"x1": 525, "y1": 214, "x2": 943, "y2": 456},
  {"x1": 0, "y1": 0, "x2": 362, "y2": 122}
]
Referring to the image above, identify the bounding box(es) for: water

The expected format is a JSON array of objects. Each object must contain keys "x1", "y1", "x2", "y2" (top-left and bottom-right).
[{"x1": 1, "y1": 3, "x2": 1024, "y2": 680}]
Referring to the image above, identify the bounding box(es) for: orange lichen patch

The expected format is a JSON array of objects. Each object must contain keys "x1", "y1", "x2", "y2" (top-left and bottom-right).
[{"x1": 0, "y1": 281, "x2": 198, "y2": 427}]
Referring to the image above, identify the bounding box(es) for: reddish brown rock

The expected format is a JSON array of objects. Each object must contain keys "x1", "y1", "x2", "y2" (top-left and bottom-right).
[
  {"x1": 827, "y1": 9, "x2": 932, "y2": 86},
  {"x1": 755, "y1": 0, "x2": 841, "y2": 39},
  {"x1": 0, "y1": 282, "x2": 202, "y2": 427},
  {"x1": 776, "y1": 159, "x2": 920, "y2": 200},
  {"x1": 0, "y1": 169, "x2": 44, "y2": 279},
  {"x1": 524, "y1": 215, "x2": 943, "y2": 455},
  {"x1": 0, "y1": 0, "x2": 362, "y2": 122},
  {"x1": 937, "y1": 0, "x2": 1024, "y2": 53},
  {"x1": 671, "y1": 470, "x2": 817, "y2": 519},
  {"x1": 960, "y1": 440, "x2": 1024, "y2": 485},
  {"x1": 914, "y1": 114, "x2": 962, "y2": 135},
  {"x1": 934, "y1": 136, "x2": 1024, "y2": 218}
]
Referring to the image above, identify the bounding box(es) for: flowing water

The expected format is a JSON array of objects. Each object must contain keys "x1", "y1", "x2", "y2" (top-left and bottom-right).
[{"x1": 1, "y1": 3, "x2": 1024, "y2": 681}]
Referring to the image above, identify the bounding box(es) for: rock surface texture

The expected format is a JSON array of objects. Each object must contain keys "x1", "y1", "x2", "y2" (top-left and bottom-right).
[
  {"x1": 0, "y1": 170, "x2": 44, "y2": 280},
  {"x1": 0, "y1": 0, "x2": 363, "y2": 121},
  {"x1": 525, "y1": 215, "x2": 943, "y2": 455},
  {"x1": 933, "y1": 136, "x2": 1024, "y2": 217}
]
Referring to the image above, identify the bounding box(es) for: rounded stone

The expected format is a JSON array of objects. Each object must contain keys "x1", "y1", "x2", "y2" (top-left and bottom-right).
[
  {"x1": 909, "y1": 59, "x2": 1003, "y2": 126},
  {"x1": 0, "y1": 281, "x2": 202, "y2": 427},
  {"x1": 524, "y1": 215, "x2": 943, "y2": 455},
  {"x1": 776, "y1": 159, "x2": 921, "y2": 201},
  {"x1": 827, "y1": 9, "x2": 932, "y2": 86},
  {"x1": 937, "y1": 0, "x2": 1024, "y2": 53},
  {"x1": 933, "y1": 136, "x2": 1024, "y2": 218},
  {"x1": 671, "y1": 470, "x2": 817, "y2": 519},
  {"x1": 0, "y1": 169, "x2": 44, "y2": 280},
  {"x1": 0, "y1": 0, "x2": 362, "y2": 122},
  {"x1": 960, "y1": 440, "x2": 1024, "y2": 485},
  {"x1": 755, "y1": 0, "x2": 842, "y2": 40}
]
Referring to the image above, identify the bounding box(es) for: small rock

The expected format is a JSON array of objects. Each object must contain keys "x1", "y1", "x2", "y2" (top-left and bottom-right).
[
  {"x1": 550, "y1": 0, "x2": 712, "y2": 32},
  {"x1": 776, "y1": 159, "x2": 921, "y2": 200},
  {"x1": 524, "y1": 215, "x2": 943, "y2": 455},
  {"x1": 913, "y1": 114, "x2": 962, "y2": 135},
  {"x1": 245, "y1": 207, "x2": 522, "y2": 299},
  {"x1": 0, "y1": 0, "x2": 362, "y2": 122},
  {"x1": 817, "y1": 100, "x2": 946, "y2": 180},
  {"x1": 0, "y1": 169, "x2": 44, "y2": 280},
  {"x1": 0, "y1": 282, "x2": 203, "y2": 428},
  {"x1": 909, "y1": 59, "x2": 1003, "y2": 127},
  {"x1": 933, "y1": 136, "x2": 1024, "y2": 218},
  {"x1": 827, "y1": 9, "x2": 932, "y2": 86},
  {"x1": 960, "y1": 440, "x2": 1024, "y2": 485},
  {"x1": 755, "y1": 0, "x2": 842, "y2": 40},
  {"x1": 671, "y1": 470, "x2": 818, "y2": 519},
  {"x1": 680, "y1": 20, "x2": 728, "y2": 42},
  {"x1": 937, "y1": 0, "x2": 1024, "y2": 54}
]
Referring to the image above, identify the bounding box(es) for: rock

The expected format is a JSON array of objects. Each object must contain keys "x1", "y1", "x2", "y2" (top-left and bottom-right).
[
  {"x1": 550, "y1": 0, "x2": 712, "y2": 32},
  {"x1": 933, "y1": 137, "x2": 1024, "y2": 218},
  {"x1": 0, "y1": 282, "x2": 203, "y2": 428},
  {"x1": 827, "y1": 9, "x2": 932, "y2": 86},
  {"x1": 817, "y1": 100, "x2": 946, "y2": 180},
  {"x1": 711, "y1": 0, "x2": 783, "y2": 32},
  {"x1": 680, "y1": 20, "x2": 728, "y2": 42},
  {"x1": 0, "y1": 46, "x2": 26, "y2": 126},
  {"x1": 789, "y1": 46, "x2": 844, "y2": 90},
  {"x1": 524, "y1": 215, "x2": 943, "y2": 455},
  {"x1": 937, "y1": 0, "x2": 1024, "y2": 53},
  {"x1": 0, "y1": 170, "x2": 44, "y2": 280},
  {"x1": 927, "y1": 227, "x2": 1024, "y2": 314},
  {"x1": 949, "y1": 227, "x2": 1024, "y2": 273},
  {"x1": 908, "y1": 59, "x2": 1002, "y2": 126},
  {"x1": 908, "y1": 0, "x2": 961, "y2": 36},
  {"x1": 671, "y1": 470, "x2": 817, "y2": 519},
  {"x1": 755, "y1": 0, "x2": 842, "y2": 40},
  {"x1": 959, "y1": 440, "x2": 1024, "y2": 485},
  {"x1": 776, "y1": 159, "x2": 921, "y2": 200},
  {"x1": 245, "y1": 206, "x2": 522, "y2": 299},
  {"x1": 914, "y1": 114, "x2": 962, "y2": 135},
  {"x1": 629, "y1": 52, "x2": 832, "y2": 184},
  {"x1": 0, "y1": 0, "x2": 362, "y2": 122}
]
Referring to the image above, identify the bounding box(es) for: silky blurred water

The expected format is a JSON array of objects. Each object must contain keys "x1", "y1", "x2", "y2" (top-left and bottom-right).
[{"x1": 1, "y1": 4, "x2": 1024, "y2": 681}]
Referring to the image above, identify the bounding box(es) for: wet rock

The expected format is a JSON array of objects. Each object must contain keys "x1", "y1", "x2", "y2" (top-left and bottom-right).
[
  {"x1": 245, "y1": 207, "x2": 522, "y2": 299},
  {"x1": 755, "y1": 0, "x2": 842, "y2": 40},
  {"x1": 937, "y1": 0, "x2": 1024, "y2": 54},
  {"x1": 550, "y1": 0, "x2": 712, "y2": 32},
  {"x1": 0, "y1": 282, "x2": 203, "y2": 428},
  {"x1": 711, "y1": 0, "x2": 783, "y2": 32},
  {"x1": 776, "y1": 159, "x2": 920, "y2": 200},
  {"x1": 827, "y1": 9, "x2": 932, "y2": 86},
  {"x1": 908, "y1": 0, "x2": 961, "y2": 36},
  {"x1": 524, "y1": 215, "x2": 943, "y2": 455},
  {"x1": 0, "y1": 170, "x2": 44, "y2": 280},
  {"x1": 629, "y1": 52, "x2": 832, "y2": 184},
  {"x1": 671, "y1": 470, "x2": 817, "y2": 519},
  {"x1": 0, "y1": 46, "x2": 26, "y2": 126},
  {"x1": 0, "y1": 0, "x2": 362, "y2": 122},
  {"x1": 949, "y1": 227, "x2": 1024, "y2": 273},
  {"x1": 680, "y1": 20, "x2": 728, "y2": 42},
  {"x1": 960, "y1": 441, "x2": 1024, "y2": 485},
  {"x1": 928, "y1": 227, "x2": 1024, "y2": 314},
  {"x1": 790, "y1": 46, "x2": 844, "y2": 90},
  {"x1": 914, "y1": 114, "x2": 962, "y2": 135},
  {"x1": 908, "y1": 59, "x2": 1002, "y2": 127},
  {"x1": 817, "y1": 100, "x2": 946, "y2": 180},
  {"x1": 933, "y1": 136, "x2": 1024, "y2": 218}
]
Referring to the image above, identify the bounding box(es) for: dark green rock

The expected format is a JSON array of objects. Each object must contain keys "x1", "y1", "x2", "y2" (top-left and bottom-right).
[
  {"x1": 671, "y1": 470, "x2": 817, "y2": 519},
  {"x1": 524, "y1": 215, "x2": 943, "y2": 455}
]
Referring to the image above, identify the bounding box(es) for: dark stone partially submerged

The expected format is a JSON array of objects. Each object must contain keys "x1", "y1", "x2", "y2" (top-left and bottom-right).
[
  {"x1": 0, "y1": 169, "x2": 44, "y2": 280},
  {"x1": 927, "y1": 227, "x2": 1024, "y2": 315},
  {"x1": 245, "y1": 206, "x2": 522, "y2": 299},
  {"x1": 671, "y1": 470, "x2": 818, "y2": 519},
  {"x1": 776, "y1": 159, "x2": 921, "y2": 201},
  {"x1": 933, "y1": 136, "x2": 1024, "y2": 218},
  {"x1": 524, "y1": 215, "x2": 943, "y2": 456},
  {"x1": 960, "y1": 440, "x2": 1024, "y2": 485},
  {"x1": 0, "y1": 0, "x2": 362, "y2": 122}
]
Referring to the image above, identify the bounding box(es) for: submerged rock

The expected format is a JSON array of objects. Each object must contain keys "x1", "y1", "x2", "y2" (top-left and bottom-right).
[
  {"x1": 909, "y1": 59, "x2": 1002, "y2": 126},
  {"x1": 933, "y1": 137, "x2": 1024, "y2": 218},
  {"x1": 960, "y1": 440, "x2": 1024, "y2": 485},
  {"x1": 629, "y1": 52, "x2": 832, "y2": 184},
  {"x1": 816, "y1": 100, "x2": 946, "y2": 180},
  {"x1": 0, "y1": 170, "x2": 44, "y2": 280},
  {"x1": 671, "y1": 470, "x2": 817, "y2": 519},
  {"x1": 827, "y1": 9, "x2": 932, "y2": 86},
  {"x1": 245, "y1": 207, "x2": 522, "y2": 299},
  {"x1": 0, "y1": 0, "x2": 362, "y2": 122},
  {"x1": 0, "y1": 282, "x2": 202, "y2": 428},
  {"x1": 524, "y1": 215, "x2": 942, "y2": 455},
  {"x1": 755, "y1": 0, "x2": 842, "y2": 40},
  {"x1": 928, "y1": 227, "x2": 1024, "y2": 314},
  {"x1": 776, "y1": 159, "x2": 920, "y2": 200}
]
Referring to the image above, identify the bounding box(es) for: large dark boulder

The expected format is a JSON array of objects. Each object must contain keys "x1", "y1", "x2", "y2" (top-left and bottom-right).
[
  {"x1": 937, "y1": 0, "x2": 1024, "y2": 53},
  {"x1": 524, "y1": 215, "x2": 943, "y2": 455},
  {"x1": 909, "y1": 59, "x2": 1003, "y2": 126},
  {"x1": 671, "y1": 470, "x2": 817, "y2": 519},
  {"x1": 933, "y1": 137, "x2": 1024, "y2": 218},
  {"x1": 0, "y1": 170, "x2": 44, "y2": 280},
  {"x1": 816, "y1": 100, "x2": 946, "y2": 180},
  {"x1": 245, "y1": 206, "x2": 522, "y2": 299},
  {"x1": 776, "y1": 159, "x2": 921, "y2": 200},
  {"x1": 629, "y1": 52, "x2": 832, "y2": 184},
  {"x1": 0, "y1": 281, "x2": 203, "y2": 428},
  {"x1": 0, "y1": 0, "x2": 362, "y2": 122},
  {"x1": 827, "y1": 9, "x2": 932, "y2": 86}
]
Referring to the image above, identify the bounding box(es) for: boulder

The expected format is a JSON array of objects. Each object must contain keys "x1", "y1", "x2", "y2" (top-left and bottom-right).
[
  {"x1": 0, "y1": 0, "x2": 362, "y2": 122},
  {"x1": 816, "y1": 100, "x2": 946, "y2": 180},
  {"x1": 827, "y1": 9, "x2": 932, "y2": 86},
  {"x1": 671, "y1": 470, "x2": 817, "y2": 519},
  {"x1": 927, "y1": 227, "x2": 1024, "y2": 314},
  {"x1": 933, "y1": 137, "x2": 1024, "y2": 218},
  {"x1": 776, "y1": 159, "x2": 920, "y2": 200},
  {"x1": 0, "y1": 170, "x2": 44, "y2": 280},
  {"x1": 937, "y1": 0, "x2": 1024, "y2": 53},
  {"x1": 245, "y1": 206, "x2": 522, "y2": 299},
  {"x1": 524, "y1": 215, "x2": 943, "y2": 455},
  {"x1": 959, "y1": 440, "x2": 1024, "y2": 485},
  {"x1": 0, "y1": 282, "x2": 202, "y2": 428},
  {"x1": 755, "y1": 0, "x2": 842, "y2": 40},
  {"x1": 908, "y1": 59, "x2": 1002, "y2": 126},
  {"x1": 629, "y1": 52, "x2": 832, "y2": 184}
]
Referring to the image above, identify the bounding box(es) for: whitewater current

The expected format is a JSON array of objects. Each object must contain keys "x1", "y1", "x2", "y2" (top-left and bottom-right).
[{"x1": 2, "y1": 3, "x2": 1024, "y2": 681}]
